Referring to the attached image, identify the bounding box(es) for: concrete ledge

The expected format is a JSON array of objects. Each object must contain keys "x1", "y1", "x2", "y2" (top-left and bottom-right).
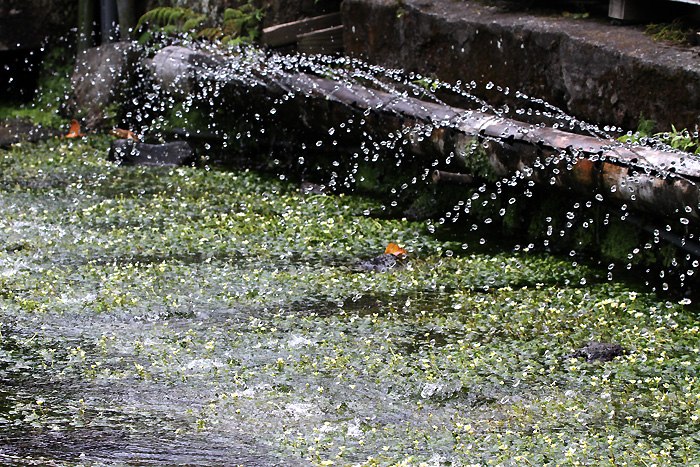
[{"x1": 342, "y1": 0, "x2": 700, "y2": 131}]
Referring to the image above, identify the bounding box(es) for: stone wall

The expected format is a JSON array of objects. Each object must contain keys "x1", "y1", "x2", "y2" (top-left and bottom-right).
[{"x1": 342, "y1": 0, "x2": 700, "y2": 131}]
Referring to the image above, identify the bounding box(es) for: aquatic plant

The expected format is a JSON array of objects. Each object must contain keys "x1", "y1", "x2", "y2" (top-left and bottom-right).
[{"x1": 1, "y1": 137, "x2": 700, "y2": 465}]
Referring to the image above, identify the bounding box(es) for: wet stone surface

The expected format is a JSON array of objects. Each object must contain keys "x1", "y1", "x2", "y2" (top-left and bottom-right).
[
  {"x1": 357, "y1": 253, "x2": 406, "y2": 272},
  {"x1": 565, "y1": 341, "x2": 626, "y2": 362},
  {"x1": 342, "y1": 0, "x2": 700, "y2": 130}
]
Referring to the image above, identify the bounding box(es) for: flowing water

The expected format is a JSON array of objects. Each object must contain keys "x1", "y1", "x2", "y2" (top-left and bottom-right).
[{"x1": 1, "y1": 39, "x2": 700, "y2": 466}]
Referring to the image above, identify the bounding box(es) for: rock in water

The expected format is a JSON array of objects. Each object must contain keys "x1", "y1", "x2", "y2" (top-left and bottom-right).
[
  {"x1": 0, "y1": 118, "x2": 61, "y2": 148},
  {"x1": 300, "y1": 182, "x2": 328, "y2": 195},
  {"x1": 357, "y1": 253, "x2": 404, "y2": 272},
  {"x1": 565, "y1": 342, "x2": 625, "y2": 362},
  {"x1": 109, "y1": 139, "x2": 195, "y2": 167}
]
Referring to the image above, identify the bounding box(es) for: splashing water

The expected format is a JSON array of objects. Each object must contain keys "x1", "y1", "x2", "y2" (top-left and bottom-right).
[
  {"x1": 2, "y1": 39, "x2": 700, "y2": 466},
  {"x1": 126, "y1": 41, "x2": 700, "y2": 294}
]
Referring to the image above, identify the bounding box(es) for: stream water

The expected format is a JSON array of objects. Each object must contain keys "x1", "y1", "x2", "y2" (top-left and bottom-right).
[{"x1": 2, "y1": 40, "x2": 700, "y2": 466}]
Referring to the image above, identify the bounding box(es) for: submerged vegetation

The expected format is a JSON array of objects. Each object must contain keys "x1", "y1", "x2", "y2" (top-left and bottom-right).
[
  {"x1": 1, "y1": 137, "x2": 699, "y2": 465},
  {"x1": 1, "y1": 3, "x2": 700, "y2": 464}
]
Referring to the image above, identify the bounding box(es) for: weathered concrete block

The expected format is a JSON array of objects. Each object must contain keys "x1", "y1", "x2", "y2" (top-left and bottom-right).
[
  {"x1": 109, "y1": 139, "x2": 195, "y2": 166},
  {"x1": 342, "y1": 0, "x2": 700, "y2": 131}
]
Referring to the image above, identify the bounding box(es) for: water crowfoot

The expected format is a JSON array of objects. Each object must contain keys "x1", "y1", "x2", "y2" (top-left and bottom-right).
[{"x1": 0, "y1": 138, "x2": 699, "y2": 465}]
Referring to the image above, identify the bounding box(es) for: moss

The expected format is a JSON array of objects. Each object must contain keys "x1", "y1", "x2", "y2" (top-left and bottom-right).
[
  {"x1": 136, "y1": 3, "x2": 265, "y2": 49},
  {"x1": 462, "y1": 140, "x2": 498, "y2": 182},
  {"x1": 354, "y1": 162, "x2": 383, "y2": 193},
  {"x1": 600, "y1": 221, "x2": 639, "y2": 263}
]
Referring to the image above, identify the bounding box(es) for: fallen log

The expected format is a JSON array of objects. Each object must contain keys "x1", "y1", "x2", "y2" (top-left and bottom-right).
[
  {"x1": 432, "y1": 170, "x2": 476, "y2": 185},
  {"x1": 145, "y1": 45, "x2": 700, "y2": 226},
  {"x1": 297, "y1": 25, "x2": 344, "y2": 55}
]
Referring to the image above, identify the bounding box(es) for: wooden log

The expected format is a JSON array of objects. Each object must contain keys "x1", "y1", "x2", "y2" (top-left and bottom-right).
[
  {"x1": 432, "y1": 170, "x2": 476, "y2": 185},
  {"x1": 261, "y1": 13, "x2": 342, "y2": 48},
  {"x1": 78, "y1": 0, "x2": 97, "y2": 53},
  {"x1": 146, "y1": 46, "x2": 700, "y2": 226}
]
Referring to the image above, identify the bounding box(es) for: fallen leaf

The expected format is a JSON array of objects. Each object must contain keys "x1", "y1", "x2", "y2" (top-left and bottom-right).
[
  {"x1": 110, "y1": 128, "x2": 141, "y2": 142},
  {"x1": 61, "y1": 119, "x2": 85, "y2": 139},
  {"x1": 385, "y1": 242, "x2": 407, "y2": 257}
]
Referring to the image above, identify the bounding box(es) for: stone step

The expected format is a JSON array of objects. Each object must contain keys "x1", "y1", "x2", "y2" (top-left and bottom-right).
[
  {"x1": 261, "y1": 12, "x2": 342, "y2": 48},
  {"x1": 342, "y1": 0, "x2": 700, "y2": 132},
  {"x1": 298, "y1": 25, "x2": 344, "y2": 55}
]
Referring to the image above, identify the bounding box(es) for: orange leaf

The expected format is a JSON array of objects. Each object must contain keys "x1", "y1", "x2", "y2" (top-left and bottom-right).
[
  {"x1": 110, "y1": 128, "x2": 140, "y2": 142},
  {"x1": 61, "y1": 119, "x2": 85, "y2": 139},
  {"x1": 385, "y1": 242, "x2": 407, "y2": 257}
]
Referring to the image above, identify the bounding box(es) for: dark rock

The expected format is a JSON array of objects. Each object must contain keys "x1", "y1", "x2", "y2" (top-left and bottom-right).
[
  {"x1": 565, "y1": 341, "x2": 626, "y2": 362},
  {"x1": 0, "y1": 118, "x2": 61, "y2": 148},
  {"x1": 300, "y1": 182, "x2": 328, "y2": 194},
  {"x1": 342, "y1": 0, "x2": 700, "y2": 131},
  {"x1": 0, "y1": 48, "x2": 42, "y2": 102},
  {"x1": 66, "y1": 42, "x2": 137, "y2": 130},
  {"x1": 357, "y1": 253, "x2": 405, "y2": 272},
  {"x1": 108, "y1": 139, "x2": 195, "y2": 167}
]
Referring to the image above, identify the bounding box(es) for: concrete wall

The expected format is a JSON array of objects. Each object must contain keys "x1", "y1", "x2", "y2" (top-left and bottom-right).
[{"x1": 342, "y1": 0, "x2": 700, "y2": 132}]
